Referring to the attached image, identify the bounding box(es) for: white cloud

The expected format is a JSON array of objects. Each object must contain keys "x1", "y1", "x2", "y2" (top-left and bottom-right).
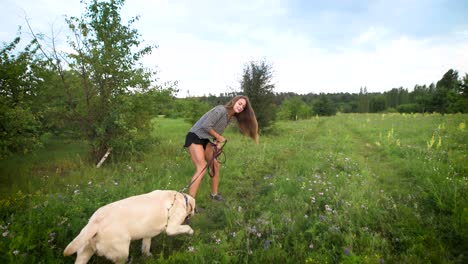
[{"x1": 2, "y1": 0, "x2": 468, "y2": 97}]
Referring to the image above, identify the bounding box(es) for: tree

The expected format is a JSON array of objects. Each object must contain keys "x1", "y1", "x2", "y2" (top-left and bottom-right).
[
  {"x1": 447, "y1": 72, "x2": 468, "y2": 113},
  {"x1": 358, "y1": 87, "x2": 369, "y2": 113},
  {"x1": 277, "y1": 96, "x2": 312, "y2": 120},
  {"x1": 411, "y1": 84, "x2": 431, "y2": 113},
  {"x1": 240, "y1": 59, "x2": 276, "y2": 132},
  {"x1": 432, "y1": 69, "x2": 459, "y2": 113},
  {"x1": 0, "y1": 34, "x2": 43, "y2": 158},
  {"x1": 58, "y1": 0, "x2": 161, "y2": 161},
  {"x1": 313, "y1": 94, "x2": 337, "y2": 116}
]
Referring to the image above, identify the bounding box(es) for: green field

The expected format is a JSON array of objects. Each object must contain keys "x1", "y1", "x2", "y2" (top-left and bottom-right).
[{"x1": 0, "y1": 113, "x2": 467, "y2": 263}]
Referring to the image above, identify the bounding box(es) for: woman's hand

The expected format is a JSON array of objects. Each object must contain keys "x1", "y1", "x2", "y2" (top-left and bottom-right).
[
  {"x1": 215, "y1": 135, "x2": 226, "y2": 149},
  {"x1": 216, "y1": 135, "x2": 226, "y2": 143}
]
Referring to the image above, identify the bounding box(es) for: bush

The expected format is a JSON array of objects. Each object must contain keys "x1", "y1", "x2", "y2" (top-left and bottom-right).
[
  {"x1": 0, "y1": 104, "x2": 42, "y2": 159},
  {"x1": 397, "y1": 103, "x2": 422, "y2": 113}
]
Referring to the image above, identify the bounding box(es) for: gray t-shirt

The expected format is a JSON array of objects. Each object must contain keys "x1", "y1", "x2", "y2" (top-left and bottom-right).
[{"x1": 189, "y1": 105, "x2": 231, "y2": 139}]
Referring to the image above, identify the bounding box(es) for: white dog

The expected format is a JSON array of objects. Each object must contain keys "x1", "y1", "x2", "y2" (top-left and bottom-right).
[{"x1": 63, "y1": 190, "x2": 195, "y2": 264}]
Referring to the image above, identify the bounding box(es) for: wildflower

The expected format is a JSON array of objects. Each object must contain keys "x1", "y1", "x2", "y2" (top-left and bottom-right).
[
  {"x1": 237, "y1": 206, "x2": 242, "y2": 212},
  {"x1": 13, "y1": 250, "x2": 19, "y2": 256},
  {"x1": 459, "y1": 122, "x2": 465, "y2": 131},
  {"x1": 230, "y1": 232, "x2": 236, "y2": 237},
  {"x1": 325, "y1": 205, "x2": 333, "y2": 212},
  {"x1": 248, "y1": 226, "x2": 257, "y2": 234},
  {"x1": 257, "y1": 232, "x2": 262, "y2": 238},
  {"x1": 215, "y1": 238, "x2": 221, "y2": 244},
  {"x1": 248, "y1": 249, "x2": 253, "y2": 255},
  {"x1": 319, "y1": 192, "x2": 324, "y2": 196},
  {"x1": 362, "y1": 227, "x2": 369, "y2": 232},
  {"x1": 88, "y1": 181, "x2": 92, "y2": 185},
  {"x1": 188, "y1": 246, "x2": 195, "y2": 252},
  {"x1": 310, "y1": 197, "x2": 316, "y2": 204},
  {"x1": 263, "y1": 239, "x2": 272, "y2": 250},
  {"x1": 304, "y1": 214, "x2": 308, "y2": 218},
  {"x1": 344, "y1": 247, "x2": 351, "y2": 256},
  {"x1": 73, "y1": 189, "x2": 80, "y2": 195},
  {"x1": 309, "y1": 242, "x2": 314, "y2": 250},
  {"x1": 2, "y1": 231, "x2": 9, "y2": 237}
]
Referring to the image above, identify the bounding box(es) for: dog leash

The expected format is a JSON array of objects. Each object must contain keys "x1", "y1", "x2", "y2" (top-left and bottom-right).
[{"x1": 179, "y1": 140, "x2": 227, "y2": 193}]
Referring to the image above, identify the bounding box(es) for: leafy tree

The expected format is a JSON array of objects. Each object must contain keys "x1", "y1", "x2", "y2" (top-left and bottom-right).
[
  {"x1": 55, "y1": 0, "x2": 163, "y2": 161},
  {"x1": 397, "y1": 103, "x2": 421, "y2": 113},
  {"x1": 411, "y1": 84, "x2": 432, "y2": 113},
  {"x1": 240, "y1": 59, "x2": 276, "y2": 132},
  {"x1": 0, "y1": 35, "x2": 43, "y2": 158},
  {"x1": 313, "y1": 94, "x2": 337, "y2": 116},
  {"x1": 277, "y1": 96, "x2": 312, "y2": 120},
  {"x1": 447, "y1": 73, "x2": 468, "y2": 113},
  {"x1": 358, "y1": 87, "x2": 369, "y2": 113},
  {"x1": 432, "y1": 69, "x2": 459, "y2": 114},
  {"x1": 369, "y1": 95, "x2": 387, "y2": 113}
]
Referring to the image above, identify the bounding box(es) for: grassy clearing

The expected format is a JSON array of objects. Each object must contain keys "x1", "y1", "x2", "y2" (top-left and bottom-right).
[{"x1": 0, "y1": 114, "x2": 467, "y2": 263}]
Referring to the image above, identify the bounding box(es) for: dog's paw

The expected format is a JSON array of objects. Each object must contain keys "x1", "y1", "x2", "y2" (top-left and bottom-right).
[{"x1": 188, "y1": 228, "x2": 194, "y2": 235}]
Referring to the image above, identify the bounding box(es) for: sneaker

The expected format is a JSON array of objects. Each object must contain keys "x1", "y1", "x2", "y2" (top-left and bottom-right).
[{"x1": 210, "y1": 193, "x2": 225, "y2": 202}]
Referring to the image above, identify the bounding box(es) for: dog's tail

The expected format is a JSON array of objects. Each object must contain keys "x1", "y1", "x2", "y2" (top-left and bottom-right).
[{"x1": 63, "y1": 221, "x2": 99, "y2": 256}]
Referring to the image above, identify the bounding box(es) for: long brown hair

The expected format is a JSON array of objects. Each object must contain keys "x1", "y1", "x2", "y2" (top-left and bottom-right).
[{"x1": 225, "y1": 95, "x2": 259, "y2": 143}]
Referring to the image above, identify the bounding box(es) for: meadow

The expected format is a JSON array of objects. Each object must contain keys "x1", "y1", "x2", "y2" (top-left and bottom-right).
[{"x1": 0, "y1": 113, "x2": 467, "y2": 264}]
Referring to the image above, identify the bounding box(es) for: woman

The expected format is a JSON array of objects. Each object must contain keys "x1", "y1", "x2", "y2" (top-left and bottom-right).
[{"x1": 183, "y1": 95, "x2": 259, "y2": 202}]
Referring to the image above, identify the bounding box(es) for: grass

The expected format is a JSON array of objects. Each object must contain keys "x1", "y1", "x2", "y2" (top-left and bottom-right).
[{"x1": 0, "y1": 113, "x2": 467, "y2": 263}]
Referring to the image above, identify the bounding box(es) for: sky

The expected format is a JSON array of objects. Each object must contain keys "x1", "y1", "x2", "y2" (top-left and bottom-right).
[{"x1": 1, "y1": 0, "x2": 468, "y2": 97}]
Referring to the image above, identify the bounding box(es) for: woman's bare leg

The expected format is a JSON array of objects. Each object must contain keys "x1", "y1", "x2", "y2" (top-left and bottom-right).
[
  {"x1": 188, "y1": 144, "x2": 207, "y2": 198},
  {"x1": 205, "y1": 144, "x2": 220, "y2": 195}
]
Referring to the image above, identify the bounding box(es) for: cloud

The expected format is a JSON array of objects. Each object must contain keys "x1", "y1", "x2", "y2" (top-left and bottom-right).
[{"x1": 2, "y1": 0, "x2": 467, "y2": 97}]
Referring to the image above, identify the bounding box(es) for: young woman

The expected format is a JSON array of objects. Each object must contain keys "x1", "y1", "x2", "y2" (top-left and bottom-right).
[{"x1": 183, "y1": 95, "x2": 258, "y2": 201}]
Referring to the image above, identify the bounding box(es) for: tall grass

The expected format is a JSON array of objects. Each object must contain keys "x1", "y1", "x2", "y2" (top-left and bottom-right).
[{"x1": 0, "y1": 114, "x2": 466, "y2": 263}]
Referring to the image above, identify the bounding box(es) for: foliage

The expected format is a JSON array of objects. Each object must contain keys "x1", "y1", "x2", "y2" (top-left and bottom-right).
[
  {"x1": 277, "y1": 96, "x2": 312, "y2": 120},
  {"x1": 59, "y1": 0, "x2": 163, "y2": 161},
  {"x1": 396, "y1": 103, "x2": 421, "y2": 113},
  {"x1": 313, "y1": 94, "x2": 337, "y2": 116},
  {"x1": 431, "y1": 69, "x2": 460, "y2": 114},
  {"x1": 0, "y1": 34, "x2": 44, "y2": 158},
  {"x1": 240, "y1": 59, "x2": 277, "y2": 132}
]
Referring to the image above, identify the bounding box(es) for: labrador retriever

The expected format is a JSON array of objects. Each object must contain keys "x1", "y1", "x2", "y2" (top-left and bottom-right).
[{"x1": 63, "y1": 190, "x2": 195, "y2": 264}]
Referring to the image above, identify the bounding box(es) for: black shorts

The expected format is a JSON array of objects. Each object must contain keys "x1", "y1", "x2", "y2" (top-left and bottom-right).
[{"x1": 184, "y1": 132, "x2": 210, "y2": 149}]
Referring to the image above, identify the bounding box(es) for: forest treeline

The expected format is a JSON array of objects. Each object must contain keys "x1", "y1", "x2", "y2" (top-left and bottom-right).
[
  {"x1": 199, "y1": 67, "x2": 468, "y2": 118},
  {"x1": 1, "y1": 0, "x2": 467, "y2": 161}
]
